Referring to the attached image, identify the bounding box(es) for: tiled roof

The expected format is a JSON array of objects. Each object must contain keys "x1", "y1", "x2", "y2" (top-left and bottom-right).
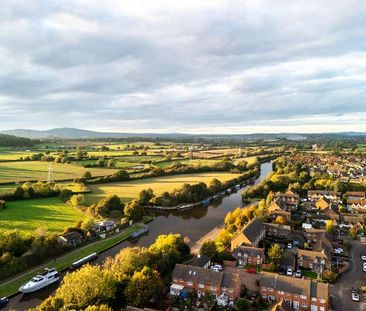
[{"x1": 260, "y1": 272, "x2": 311, "y2": 296}]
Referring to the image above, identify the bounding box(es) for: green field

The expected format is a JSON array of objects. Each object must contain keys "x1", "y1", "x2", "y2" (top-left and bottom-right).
[
  {"x1": 154, "y1": 158, "x2": 219, "y2": 168},
  {"x1": 0, "y1": 161, "x2": 118, "y2": 183},
  {"x1": 86, "y1": 172, "x2": 241, "y2": 204},
  {"x1": 0, "y1": 197, "x2": 83, "y2": 233}
]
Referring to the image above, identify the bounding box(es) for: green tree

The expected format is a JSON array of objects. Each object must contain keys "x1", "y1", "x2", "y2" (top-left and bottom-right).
[
  {"x1": 138, "y1": 188, "x2": 154, "y2": 205},
  {"x1": 325, "y1": 220, "x2": 334, "y2": 234},
  {"x1": 124, "y1": 266, "x2": 162, "y2": 307},
  {"x1": 268, "y1": 243, "x2": 284, "y2": 268},
  {"x1": 82, "y1": 171, "x2": 92, "y2": 179},
  {"x1": 42, "y1": 265, "x2": 116, "y2": 310},
  {"x1": 236, "y1": 298, "x2": 252, "y2": 311},
  {"x1": 200, "y1": 240, "x2": 217, "y2": 258},
  {"x1": 124, "y1": 200, "x2": 143, "y2": 221},
  {"x1": 68, "y1": 194, "x2": 85, "y2": 207}
]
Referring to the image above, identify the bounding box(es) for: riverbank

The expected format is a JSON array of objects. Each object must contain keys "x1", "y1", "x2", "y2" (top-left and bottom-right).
[{"x1": 0, "y1": 216, "x2": 153, "y2": 298}]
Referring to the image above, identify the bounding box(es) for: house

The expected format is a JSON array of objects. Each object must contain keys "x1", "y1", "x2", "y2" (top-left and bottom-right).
[
  {"x1": 190, "y1": 254, "x2": 211, "y2": 268},
  {"x1": 267, "y1": 198, "x2": 291, "y2": 221},
  {"x1": 170, "y1": 264, "x2": 238, "y2": 306},
  {"x1": 297, "y1": 249, "x2": 332, "y2": 273},
  {"x1": 232, "y1": 246, "x2": 265, "y2": 267},
  {"x1": 57, "y1": 231, "x2": 82, "y2": 246},
  {"x1": 280, "y1": 250, "x2": 296, "y2": 273},
  {"x1": 315, "y1": 197, "x2": 331, "y2": 210},
  {"x1": 268, "y1": 299, "x2": 293, "y2": 311},
  {"x1": 308, "y1": 190, "x2": 341, "y2": 202},
  {"x1": 264, "y1": 223, "x2": 292, "y2": 239},
  {"x1": 94, "y1": 220, "x2": 117, "y2": 232},
  {"x1": 346, "y1": 191, "x2": 366, "y2": 212},
  {"x1": 260, "y1": 272, "x2": 329, "y2": 311},
  {"x1": 231, "y1": 217, "x2": 266, "y2": 250},
  {"x1": 274, "y1": 189, "x2": 300, "y2": 207}
]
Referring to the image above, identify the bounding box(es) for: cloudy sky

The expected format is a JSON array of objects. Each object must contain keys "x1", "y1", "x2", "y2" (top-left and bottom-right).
[{"x1": 1, "y1": 0, "x2": 366, "y2": 133}]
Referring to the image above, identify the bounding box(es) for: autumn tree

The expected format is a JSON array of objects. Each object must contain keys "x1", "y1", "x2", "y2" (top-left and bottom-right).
[
  {"x1": 268, "y1": 243, "x2": 284, "y2": 268},
  {"x1": 200, "y1": 240, "x2": 217, "y2": 258},
  {"x1": 325, "y1": 220, "x2": 334, "y2": 234},
  {"x1": 124, "y1": 267, "x2": 162, "y2": 307},
  {"x1": 275, "y1": 215, "x2": 286, "y2": 225}
]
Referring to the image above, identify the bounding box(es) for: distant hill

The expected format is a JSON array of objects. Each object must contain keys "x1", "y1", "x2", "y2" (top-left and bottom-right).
[{"x1": 1, "y1": 127, "x2": 366, "y2": 141}]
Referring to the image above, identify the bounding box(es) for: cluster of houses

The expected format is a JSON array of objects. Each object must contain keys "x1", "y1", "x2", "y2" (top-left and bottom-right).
[
  {"x1": 57, "y1": 220, "x2": 118, "y2": 246},
  {"x1": 169, "y1": 186, "x2": 366, "y2": 310},
  {"x1": 286, "y1": 154, "x2": 366, "y2": 183}
]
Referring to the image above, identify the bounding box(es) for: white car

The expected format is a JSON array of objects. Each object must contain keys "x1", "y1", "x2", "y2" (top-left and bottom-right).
[
  {"x1": 286, "y1": 268, "x2": 293, "y2": 276},
  {"x1": 361, "y1": 254, "x2": 366, "y2": 261},
  {"x1": 363, "y1": 262, "x2": 366, "y2": 272},
  {"x1": 211, "y1": 264, "x2": 223, "y2": 272},
  {"x1": 352, "y1": 292, "x2": 360, "y2": 302},
  {"x1": 334, "y1": 248, "x2": 343, "y2": 254},
  {"x1": 295, "y1": 269, "x2": 302, "y2": 278},
  {"x1": 287, "y1": 243, "x2": 293, "y2": 249}
]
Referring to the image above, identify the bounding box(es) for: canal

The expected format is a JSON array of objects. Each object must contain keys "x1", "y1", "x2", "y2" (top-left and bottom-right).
[{"x1": 6, "y1": 161, "x2": 273, "y2": 310}]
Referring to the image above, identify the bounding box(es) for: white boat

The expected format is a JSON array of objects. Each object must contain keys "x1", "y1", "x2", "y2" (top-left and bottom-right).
[{"x1": 19, "y1": 268, "x2": 60, "y2": 293}]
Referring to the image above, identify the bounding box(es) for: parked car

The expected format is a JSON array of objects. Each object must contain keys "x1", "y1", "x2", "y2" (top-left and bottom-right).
[
  {"x1": 287, "y1": 243, "x2": 293, "y2": 249},
  {"x1": 0, "y1": 297, "x2": 8, "y2": 308},
  {"x1": 361, "y1": 253, "x2": 366, "y2": 261},
  {"x1": 352, "y1": 288, "x2": 360, "y2": 302},
  {"x1": 295, "y1": 269, "x2": 302, "y2": 278},
  {"x1": 363, "y1": 262, "x2": 366, "y2": 272},
  {"x1": 211, "y1": 264, "x2": 223, "y2": 272},
  {"x1": 286, "y1": 268, "x2": 293, "y2": 276},
  {"x1": 334, "y1": 248, "x2": 343, "y2": 254}
]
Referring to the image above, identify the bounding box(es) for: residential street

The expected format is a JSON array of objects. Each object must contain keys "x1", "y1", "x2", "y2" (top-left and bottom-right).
[{"x1": 330, "y1": 240, "x2": 366, "y2": 311}]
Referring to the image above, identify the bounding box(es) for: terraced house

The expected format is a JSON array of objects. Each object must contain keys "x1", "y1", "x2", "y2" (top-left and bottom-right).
[
  {"x1": 274, "y1": 188, "x2": 300, "y2": 207},
  {"x1": 260, "y1": 272, "x2": 329, "y2": 311}
]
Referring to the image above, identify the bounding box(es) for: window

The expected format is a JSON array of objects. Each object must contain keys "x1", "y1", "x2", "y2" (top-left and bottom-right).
[
  {"x1": 186, "y1": 282, "x2": 193, "y2": 286},
  {"x1": 277, "y1": 290, "x2": 284, "y2": 295},
  {"x1": 198, "y1": 284, "x2": 204, "y2": 289},
  {"x1": 300, "y1": 295, "x2": 307, "y2": 299},
  {"x1": 210, "y1": 286, "x2": 216, "y2": 291},
  {"x1": 293, "y1": 301, "x2": 300, "y2": 309},
  {"x1": 302, "y1": 302, "x2": 307, "y2": 307},
  {"x1": 262, "y1": 294, "x2": 267, "y2": 299}
]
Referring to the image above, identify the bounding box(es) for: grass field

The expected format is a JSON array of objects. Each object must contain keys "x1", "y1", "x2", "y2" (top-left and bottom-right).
[
  {"x1": 0, "y1": 161, "x2": 118, "y2": 183},
  {"x1": 86, "y1": 172, "x2": 241, "y2": 204},
  {"x1": 0, "y1": 197, "x2": 83, "y2": 233},
  {"x1": 154, "y1": 159, "x2": 219, "y2": 168}
]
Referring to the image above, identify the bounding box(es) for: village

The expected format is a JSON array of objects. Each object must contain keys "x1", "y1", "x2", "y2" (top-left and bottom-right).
[{"x1": 168, "y1": 154, "x2": 366, "y2": 311}]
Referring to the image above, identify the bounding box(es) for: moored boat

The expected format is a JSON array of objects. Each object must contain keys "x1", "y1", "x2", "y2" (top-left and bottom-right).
[
  {"x1": 130, "y1": 225, "x2": 149, "y2": 239},
  {"x1": 19, "y1": 268, "x2": 60, "y2": 294},
  {"x1": 70, "y1": 252, "x2": 98, "y2": 270}
]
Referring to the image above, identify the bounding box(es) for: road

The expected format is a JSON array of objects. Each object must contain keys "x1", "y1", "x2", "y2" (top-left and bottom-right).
[{"x1": 330, "y1": 240, "x2": 366, "y2": 311}]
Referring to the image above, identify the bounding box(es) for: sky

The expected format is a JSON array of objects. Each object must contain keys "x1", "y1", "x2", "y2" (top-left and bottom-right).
[{"x1": 0, "y1": 0, "x2": 366, "y2": 134}]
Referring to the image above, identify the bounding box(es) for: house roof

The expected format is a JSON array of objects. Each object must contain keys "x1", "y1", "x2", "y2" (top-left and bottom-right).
[
  {"x1": 311, "y1": 281, "x2": 329, "y2": 301},
  {"x1": 172, "y1": 264, "x2": 223, "y2": 287},
  {"x1": 233, "y1": 246, "x2": 265, "y2": 258},
  {"x1": 260, "y1": 272, "x2": 311, "y2": 297},
  {"x1": 264, "y1": 222, "x2": 291, "y2": 232},
  {"x1": 268, "y1": 198, "x2": 287, "y2": 212},
  {"x1": 60, "y1": 231, "x2": 82, "y2": 241},
  {"x1": 297, "y1": 249, "x2": 329, "y2": 260},
  {"x1": 241, "y1": 217, "x2": 265, "y2": 245},
  {"x1": 221, "y1": 271, "x2": 239, "y2": 289},
  {"x1": 275, "y1": 189, "x2": 299, "y2": 199}
]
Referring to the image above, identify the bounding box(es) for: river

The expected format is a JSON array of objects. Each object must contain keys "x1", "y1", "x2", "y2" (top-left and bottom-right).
[{"x1": 6, "y1": 161, "x2": 273, "y2": 311}]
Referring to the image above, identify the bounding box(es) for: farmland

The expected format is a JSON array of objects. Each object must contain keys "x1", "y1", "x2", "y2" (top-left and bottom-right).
[
  {"x1": 0, "y1": 197, "x2": 83, "y2": 233},
  {"x1": 86, "y1": 172, "x2": 242, "y2": 204},
  {"x1": 0, "y1": 161, "x2": 118, "y2": 183}
]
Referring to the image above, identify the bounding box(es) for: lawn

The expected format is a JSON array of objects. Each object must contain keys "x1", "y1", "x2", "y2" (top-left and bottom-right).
[
  {"x1": 154, "y1": 159, "x2": 219, "y2": 168},
  {"x1": 86, "y1": 172, "x2": 241, "y2": 204},
  {"x1": 0, "y1": 197, "x2": 83, "y2": 233},
  {"x1": 0, "y1": 161, "x2": 118, "y2": 183}
]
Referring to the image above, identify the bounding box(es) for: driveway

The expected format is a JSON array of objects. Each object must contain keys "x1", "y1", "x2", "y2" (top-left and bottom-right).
[{"x1": 330, "y1": 240, "x2": 366, "y2": 311}]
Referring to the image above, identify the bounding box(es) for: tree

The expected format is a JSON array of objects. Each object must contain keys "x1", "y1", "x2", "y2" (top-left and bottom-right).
[
  {"x1": 75, "y1": 145, "x2": 86, "y2": 160},
  {"x1": 215, "y1": 228, "x2": 232, "y2": 252},
  {"x1": 124, "y1": 200, "x2": 143, "y2": 221},
  {"x1": 275, "y1": 215, "x2": 286, "y2": 225},
  {"x1": 103, "y1": 247, "x2": 150, "y2": 280},
  {"x1": 268, "y1": 243, "x2": 284, "y2": 268},
  {"x1": 107, "y1": 159, "x2": 116, "y2": 168},
  {"x1": 325, "y1": 220, "x2": 334, "y2": 234},
  {"x1": 124, "y1": 267, "x2": 162, "y2": 307},
  {"x1": 138, "y1": 188, "x2": 154, "y2": 205},
  {"x1": 82, "y1": 171, "x2": 92, "y2": 179},
  {"x1": 68, "y1": 194, "x2": 85, "y2": 207},
  {"x1": 236, "y1": 298, "x2": 252, "y2": 311},
  {"x1": 42, "y1": 265, "x2": 116, "y2": 310},
  {"x1": 349, "y1": 225, "x2": 358, "y2": 239},
  {"x1": 200, "y1": 240, "x2": 217, "y2": 258}
]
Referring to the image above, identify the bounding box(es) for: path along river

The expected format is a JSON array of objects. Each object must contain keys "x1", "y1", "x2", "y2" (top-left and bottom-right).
[{"x1": 6, "y1": 161, "x2": 273, "y2": 311}]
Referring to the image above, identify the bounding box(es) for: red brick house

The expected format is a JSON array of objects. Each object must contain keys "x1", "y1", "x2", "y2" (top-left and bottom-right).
[
  {"x1": 232, "y1": 245, "x2": 265, "y2": 267},
  {"x1": 260, "y1": 272, "x2": 329, "y2": 311}
]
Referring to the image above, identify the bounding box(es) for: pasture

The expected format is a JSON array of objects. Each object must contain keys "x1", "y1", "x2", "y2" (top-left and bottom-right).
[
  {"x1": 0, "y1": 197, "x2": 83, "y2": 233},
  {"x1": 86, "y1": 172, "x2": 241, "y2": 204},
  {"x1": 0, "y1": 161, "x2": 118, "y2": 183}
]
